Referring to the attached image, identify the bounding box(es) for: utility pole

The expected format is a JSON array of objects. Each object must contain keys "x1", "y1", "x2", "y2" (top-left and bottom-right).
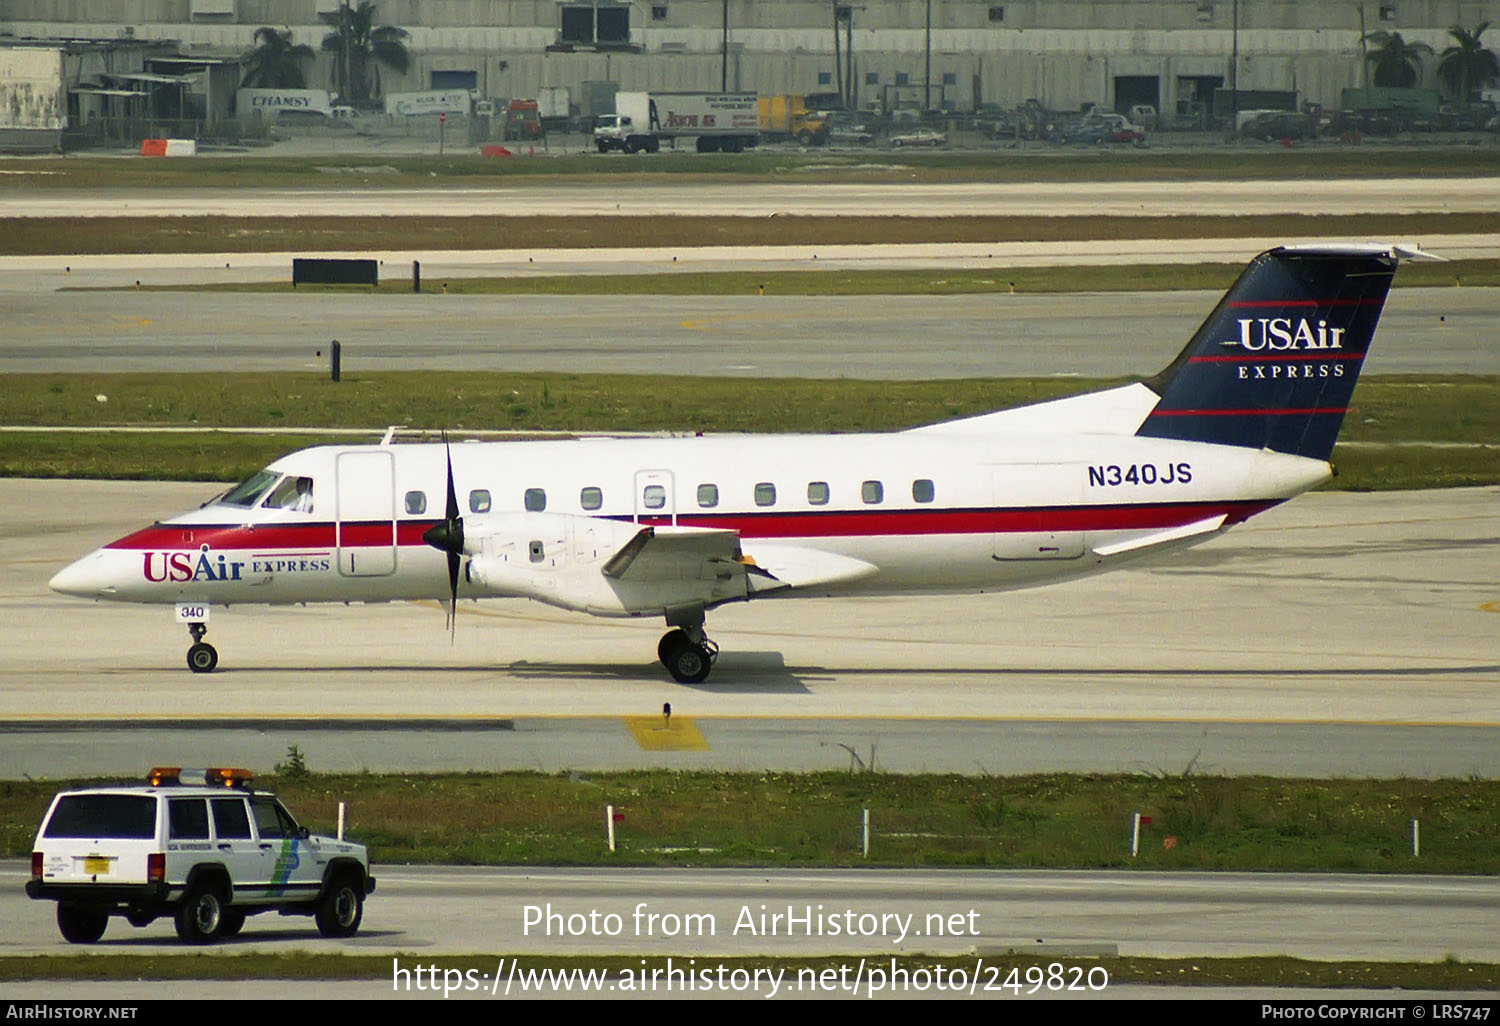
[
  {"x1": 340, "y1": 0, "x2": 351, "y2": 104},
  {"x1": 721, "y1": 0, "x2": 728, "y2": 91},
  {"x1": 832, "y1": 2, "x2": 843, "y2": 108},
  {"x1": 1231, "y1": 0, "x2": 1239, "y2": 132},
  {"x1": 924, "y1": 0, "x2": 932, "y2": 111},
  {"x1": 845, "y1": 6, "x2": 853, "y2": 110},
  {"x1": 1359, "y1": 4, "x2": 1370, "y2": 106}
]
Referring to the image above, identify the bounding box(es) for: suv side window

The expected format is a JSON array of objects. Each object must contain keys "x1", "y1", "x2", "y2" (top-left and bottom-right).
[
  {"x1": 211, "y1": 797, "x2": 253, "y2": 840},
  {"x1": 251, "y1": 798, "x2": 298, "y2": 840},
  {"x1": 168, "y1": 798, "x2": 210, "y2": 840}
]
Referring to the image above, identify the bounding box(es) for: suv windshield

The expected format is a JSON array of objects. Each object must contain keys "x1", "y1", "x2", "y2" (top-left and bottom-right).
[{"x1": 44, "y1": 795, "x2": 156, "y2": 839}]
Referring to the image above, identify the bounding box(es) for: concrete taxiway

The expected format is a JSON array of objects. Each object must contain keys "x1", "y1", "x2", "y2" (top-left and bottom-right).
[
  {"x1": 1, "y1": 286, "x2": 1497, "y2": 377},
  {"x1": 7, "y1": 177, "x2": 1500, "y2": 219},
  {"x1": 2, "y1": 479, "x2": 1495, "y2": 778},
  {"x1": 3, "y1": 864, "x2": 1497, "y2": 962}
]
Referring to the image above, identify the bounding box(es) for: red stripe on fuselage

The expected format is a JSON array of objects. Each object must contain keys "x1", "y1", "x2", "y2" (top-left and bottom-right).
[
  {"x1": 105, "y1": 521, "x2": 430, "y2": 551},
  {"x1": 102, "y1": 501, "x2": 1278, "y2": 551},
  {"x1": 631, "y1": 501, "x2": 1277, "y2": 536}
]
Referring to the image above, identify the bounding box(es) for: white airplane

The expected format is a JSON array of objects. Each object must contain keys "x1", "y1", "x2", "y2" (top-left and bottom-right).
[{"x1": 49, "y1": 244, "x2": 1426, "y2": 683}]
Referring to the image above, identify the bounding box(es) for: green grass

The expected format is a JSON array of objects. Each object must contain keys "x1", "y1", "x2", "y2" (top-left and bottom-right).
[
  {"x1": 1, "y1": 953, "x2": 1496, "y2": 989},
  {"x1": 4, "y1": 771, "x2": 1499, "y2": 873},
  {"x1": 10, "y1": 211, "x2": 1500, "y2": 257},
  {"x1": 0, "y1": 373, "x2": 1495, "y2": 490}
]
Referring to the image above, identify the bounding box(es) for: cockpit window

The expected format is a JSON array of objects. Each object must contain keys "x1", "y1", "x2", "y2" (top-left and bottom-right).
[
  {"x1": 262, "y1": 476, "x2": 315, "y2": 513},
  {"x1": 218, "y1": 470, "x2": 279, "y2": 508}
]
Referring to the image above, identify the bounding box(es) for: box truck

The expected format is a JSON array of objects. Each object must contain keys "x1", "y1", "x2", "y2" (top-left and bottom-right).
[{"x1": 594, "y1": 92, "x2": 758, "y2": 153}]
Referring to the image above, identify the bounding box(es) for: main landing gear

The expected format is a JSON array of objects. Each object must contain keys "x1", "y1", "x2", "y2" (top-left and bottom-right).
[
  {"x1": 658, "y1": 613, "x2": 717, "y2": 684},
  {"x1": 185, "y1": 621, "x2": 218, "y2": 674}
]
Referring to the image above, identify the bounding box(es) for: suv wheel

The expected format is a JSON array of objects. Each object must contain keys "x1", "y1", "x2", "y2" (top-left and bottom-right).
[
  {"x1": 57, "y1": 904, "x2": 108, "y2": 943},
  {"x1": 175, "y1": 880, "x2": 225, "y2": 943},
  {"x1": 315, "y1": 874, "x2": 364, "y2": 937}
]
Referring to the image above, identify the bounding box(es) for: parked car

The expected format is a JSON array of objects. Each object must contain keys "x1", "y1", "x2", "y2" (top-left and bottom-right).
[
  {"x1": 1062, "y1": 113, "x2": 1145, "y2": 145},
  {"x1": 890, "y1": 128, "x2": 947, "y2": 147},
  {"x1": 1240, "y1": 111, "x2": 1316, "y2": 142}
]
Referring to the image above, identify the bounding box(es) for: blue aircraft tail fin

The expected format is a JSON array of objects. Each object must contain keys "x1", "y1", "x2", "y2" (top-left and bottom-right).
[{"x1": 1136, "y1": 245, "x2": 1415, "y2": 461}]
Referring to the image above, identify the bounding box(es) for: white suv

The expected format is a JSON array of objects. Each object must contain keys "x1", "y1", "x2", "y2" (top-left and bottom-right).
[{"x1": 26, "y1": 767, "x2": 375, "y2": 944}]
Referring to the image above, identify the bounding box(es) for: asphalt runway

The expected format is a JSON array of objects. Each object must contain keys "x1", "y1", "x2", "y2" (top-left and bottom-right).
[
  {"x1": 1, "y1": 286, "x2": 1497, "y2": 377},
  {"x1": 4, "y1": 864, "x2": 1498, "y2": 962},
  {"x1": 2, "y1": 479, "x2": 1495, "y2": 778}
]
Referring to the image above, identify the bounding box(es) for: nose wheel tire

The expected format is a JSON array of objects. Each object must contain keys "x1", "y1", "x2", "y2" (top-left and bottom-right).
[{"x1": 186, "y1": 642, "x2": 218, "y2": 674}]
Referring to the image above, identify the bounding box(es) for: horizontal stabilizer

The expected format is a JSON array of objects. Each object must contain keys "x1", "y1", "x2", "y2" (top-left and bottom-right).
[{"x1": 1090, "y1": 514, "x2": 1227, "y2": 557}]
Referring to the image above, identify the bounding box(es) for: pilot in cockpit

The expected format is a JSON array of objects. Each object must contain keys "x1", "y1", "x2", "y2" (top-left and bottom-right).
[{"x1": 263, "y1": 475, "x2": 315, "y2": 514}]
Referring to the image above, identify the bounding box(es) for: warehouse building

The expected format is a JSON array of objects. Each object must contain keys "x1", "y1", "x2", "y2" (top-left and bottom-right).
[{"x1": 1, "y1": 1, "x2": 1492, "y2": 143}]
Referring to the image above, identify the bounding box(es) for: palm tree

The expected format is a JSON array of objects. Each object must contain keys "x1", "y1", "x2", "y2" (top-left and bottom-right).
[
  {"x1": 239, "y1": 27, "x2": 316, "y2": 90},
  {"x1": 1362, "y1": 30, "x2": 1433, "y2": 88},
  {"x1": 320, "y1": 1, "x2": 411, "y2": 108},
  {"x1": 1437, "y1": 23, "x2": 1500, "y2": 102}
]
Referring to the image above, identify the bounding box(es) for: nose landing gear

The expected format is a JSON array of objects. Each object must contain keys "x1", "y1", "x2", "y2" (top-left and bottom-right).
[{"x1": 185, "y1": 621, "x2": 218, "y2": 674}]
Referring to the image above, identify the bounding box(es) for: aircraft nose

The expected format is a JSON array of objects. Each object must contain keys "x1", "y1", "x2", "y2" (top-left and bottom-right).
[{"x1": 49, "y1": 551, "x2": 114, "y2": 598}]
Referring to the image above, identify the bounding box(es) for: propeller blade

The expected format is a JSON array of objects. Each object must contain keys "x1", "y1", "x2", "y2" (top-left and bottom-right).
[{"x1": 418, "y1": 431, "x2": 465, "y2": 641}]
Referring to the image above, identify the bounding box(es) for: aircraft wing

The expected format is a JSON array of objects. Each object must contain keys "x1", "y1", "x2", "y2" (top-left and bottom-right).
[
  {"x1": 601, "y1": 527, "x2": 878, "y2": 593},
  {"x1": 601, "y1": 525, "x2": 757, "y2": 581},
  {"x1": 739, "y1": 541, "x2": 879, "y2": 592}
]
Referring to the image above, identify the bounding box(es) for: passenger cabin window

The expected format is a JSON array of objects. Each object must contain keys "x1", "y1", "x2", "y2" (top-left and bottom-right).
[
  {"x1": 912, "y1": 479, "x2": 936, "y2": 503},
  {"x1": 807, "y1": 482, "x2": 830, "y2": 506},
  {"x1": 219, "y1": 469, "x2": 278, "y2": 508},
  {"x1": 211, "y1": 798, "x2": 252, "y2": 840},
  {"x1": 755, "y1": 483, "x2": 776, "y2": 507},
  {"x1": 580, "y1": 486, "x2": 603, "y2": 510},
  {"x1": 263, "y1": 475, "x2": 314, "y2": 513},
  {"x1": 697, "y1": 483, "x2": 719, "y2": 508},
  {"x1": 469, "y1": 489, "x2": 491, "y2": 513},
  {"x1": 862, "y1": 480, "x2": 884, "y2": 504},
  {"x1": 643, "y1": 484, "x2": 667, "y2": 510},
  {"x1": 404, "y1": 490, "x2": 427, "y2": 515},
  {"x1": 168, "y1": 798, "x2": 210, "y2": 840},
  {"x1": 524, "y1": 488, "x2": 547, "y2": 512}
]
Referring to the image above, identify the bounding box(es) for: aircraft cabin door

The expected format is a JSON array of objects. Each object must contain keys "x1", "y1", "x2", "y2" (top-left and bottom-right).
[
  {"x1": 633, "y1": 469, "x2": 676, "y2": 526},
  {"x1": 335, "y1": 450, "x2": 397, "y2": 576}
]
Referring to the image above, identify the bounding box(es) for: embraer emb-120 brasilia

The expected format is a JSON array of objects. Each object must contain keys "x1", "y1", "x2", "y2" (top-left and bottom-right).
[{"x1": 50, "y1": 245, "x2": 1430, "y2": 683}]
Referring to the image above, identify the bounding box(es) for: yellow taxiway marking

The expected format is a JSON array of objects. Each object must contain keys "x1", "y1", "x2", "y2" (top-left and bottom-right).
[
  {"x1": 624, "y1": 716, "x2": 709, "y2": 752},
  {"x1": 1481, "y1": 600, "x2": 1500, "y2": 613}
]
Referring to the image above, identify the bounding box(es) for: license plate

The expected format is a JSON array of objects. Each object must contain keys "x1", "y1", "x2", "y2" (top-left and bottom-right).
[{"x1": 83, "y1": 857, "x2": 110, "y2": 875}]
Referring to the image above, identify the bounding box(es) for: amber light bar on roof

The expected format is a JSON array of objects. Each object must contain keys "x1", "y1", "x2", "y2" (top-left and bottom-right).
[{"x1": 146, "y1": 766, "x2": 254, "y2": 788}]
